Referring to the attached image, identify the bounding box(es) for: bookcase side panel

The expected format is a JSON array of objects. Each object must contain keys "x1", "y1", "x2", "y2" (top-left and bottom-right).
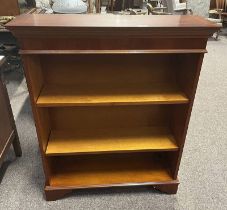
[
  {"x1": 170, "y1": 53, "x2": 205, "y2": 179},
  {"x1": 21, "y1": 54, "x2": 52, "y2": 184}
]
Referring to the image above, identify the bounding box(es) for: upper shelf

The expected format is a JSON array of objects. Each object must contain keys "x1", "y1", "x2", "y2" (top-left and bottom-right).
[
  {"x1": 36, "y1": 83, "x2": 189, "y2": 107},
  {"x1": 19, "y1": 49, "x2": 207, "y2": 55}
]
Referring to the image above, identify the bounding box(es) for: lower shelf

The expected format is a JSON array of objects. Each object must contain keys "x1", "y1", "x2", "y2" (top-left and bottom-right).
[{"x1": 49, "y1": 153, "x2": 173, "y2": 188}]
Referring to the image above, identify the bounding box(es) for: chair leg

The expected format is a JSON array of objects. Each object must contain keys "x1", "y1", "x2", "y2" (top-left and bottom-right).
[{"x1": 12, "y1": 131, "x2": 22, "y2": 157}]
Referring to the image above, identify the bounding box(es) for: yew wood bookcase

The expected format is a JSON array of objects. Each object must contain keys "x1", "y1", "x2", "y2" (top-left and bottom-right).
[{"x1": 7, "y1": 15, "x2": 219, "y2": 201}]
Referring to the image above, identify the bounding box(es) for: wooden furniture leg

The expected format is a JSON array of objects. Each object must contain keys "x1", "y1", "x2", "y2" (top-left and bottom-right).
[
  {"x1": 5, "y1": 79, "x2": 22, "y2": 158},
  {"x1": 12, "y1": 131, "x2": 22, "y2": 157},
  {"x1": 154, "y1": 183, "x2": 179, "y2": 194},
  {"x1": 45, "y1": 187, "x2": 72, "y2": 201}
]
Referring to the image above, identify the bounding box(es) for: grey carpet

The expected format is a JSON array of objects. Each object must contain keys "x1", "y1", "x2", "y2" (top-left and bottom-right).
[{"x1": 0, "y1": 36, "x2": 227, "y2": 210}]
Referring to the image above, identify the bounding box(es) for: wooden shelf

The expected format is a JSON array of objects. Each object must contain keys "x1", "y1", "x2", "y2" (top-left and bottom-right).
[
  {"x1": 19, "y1": 49, "x2": 208, "y2": 55},
  {"x1": 49, "y1": 153, "x2": 173, "y2": 188},
  {"x1": 46, "y1": 127, "x2": 178, "y2": 156},
  {"x1": 37, "y1": 84, "x2": 189, "y2": 107}
]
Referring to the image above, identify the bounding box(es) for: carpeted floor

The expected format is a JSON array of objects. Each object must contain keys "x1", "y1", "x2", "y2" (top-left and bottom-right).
[{"x1": 0, "y1": 36, "x2": 227, "y2": 210}]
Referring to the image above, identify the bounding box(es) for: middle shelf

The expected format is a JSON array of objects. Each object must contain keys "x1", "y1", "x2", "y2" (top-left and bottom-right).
[
  {"x1": 37, "y1": 83, "x2": 189, "y2": 107},
  {"x1": 45, "y1": 126, "x2": 178, "y2": 156}
]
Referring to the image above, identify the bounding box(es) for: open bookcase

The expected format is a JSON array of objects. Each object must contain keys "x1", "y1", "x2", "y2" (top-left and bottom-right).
[{"x1": 7, "y1": 15, "x2": 219, "y2": 201}]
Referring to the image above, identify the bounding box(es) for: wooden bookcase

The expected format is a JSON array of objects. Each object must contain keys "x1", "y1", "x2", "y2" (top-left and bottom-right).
[{"x1": 7, "y1": 15, "x2": 219, "y2": 201}]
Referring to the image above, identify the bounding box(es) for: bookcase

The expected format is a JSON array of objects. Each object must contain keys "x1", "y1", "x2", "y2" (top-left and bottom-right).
[{"x1": 7, "y1": 15, "x2": 219, "y2": 201}]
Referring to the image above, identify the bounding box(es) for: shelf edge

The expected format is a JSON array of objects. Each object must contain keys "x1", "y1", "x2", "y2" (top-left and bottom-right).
[
  {"x1": 46, "y1": 179, "x2": 179, "y2": 190},
  {"x1": 19, "y1": 49, "x2": 208, "y2": 55},
  {"x1": 45, "y1": 147, "x2": 179, "y2": 156},
  {"x1": 36, "y1": 99, "x2": 189, "y2": 107}
]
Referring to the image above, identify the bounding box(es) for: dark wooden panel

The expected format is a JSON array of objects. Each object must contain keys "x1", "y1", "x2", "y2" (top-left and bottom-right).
[
  {"x1": 0, "y1": 79, "x2": 13, "y2": 154},
  {"x1": 18, "y1": 38, "x2": 208, "y2": 50},
  {"x1": 0, "y1": 57, "x2": 21, "y2": 166},
  {"x1": 0, "y1": 0, "x2": 19, "y2": 16}
]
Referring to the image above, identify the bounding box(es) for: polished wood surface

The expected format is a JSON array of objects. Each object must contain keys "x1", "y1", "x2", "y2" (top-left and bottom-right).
[
  {"x1": 49, "y1": 153, "x2": 173, "y2": 188},
  {"x1": 37, "y1": 84, "x2": 188, "y2": 106},
  {"x1": 6, "y1": 15, "x2": 219, "y2": 39},
  {"x1": 7, "y1": 15, "x2": 217, "y2": 200},
  {"x1": 46, "y1": 127, "x2": 178, "y2": 156},
  {"x1": 7, "y1": 14, "x2": 218, "y2": 28},
  {"x1": 19, "y1": 49, "x2": 208, "y2": 54},
  {"x1": 32, "y1": 54, "x2": 189, "y2": 106}
]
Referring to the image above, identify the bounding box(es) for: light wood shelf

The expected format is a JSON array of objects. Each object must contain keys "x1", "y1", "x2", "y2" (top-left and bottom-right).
[
  {"x1": 37, "y1": 83, "x2": 189, "y2": 107},
  {"x1": 49, "y1": 153, "x2": 173, "y2": 188},
  {"x1": 46, "y1": 127, "x2": 178, "y2": 156}
]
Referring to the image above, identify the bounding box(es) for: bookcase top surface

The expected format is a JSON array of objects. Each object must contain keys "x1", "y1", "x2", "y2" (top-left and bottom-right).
[{"x1": 7, "y1": 14, "x2": 218, "y2": 29}]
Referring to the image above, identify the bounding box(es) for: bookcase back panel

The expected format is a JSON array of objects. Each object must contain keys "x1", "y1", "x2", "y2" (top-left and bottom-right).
[
  {"x1": 47, "y1": 152, "x2": 175, "y2": 187},
  {"x1": 48, "y1": 105, "x2": 171, "y2": 130},
  {"x1": 40, "y1": 54, "x2": 176, "y2": 85}
]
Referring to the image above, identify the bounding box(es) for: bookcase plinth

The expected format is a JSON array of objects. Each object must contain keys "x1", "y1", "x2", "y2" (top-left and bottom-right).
[{"x1": 45, "y1": 180, "x2": 180, "y2": 201}]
